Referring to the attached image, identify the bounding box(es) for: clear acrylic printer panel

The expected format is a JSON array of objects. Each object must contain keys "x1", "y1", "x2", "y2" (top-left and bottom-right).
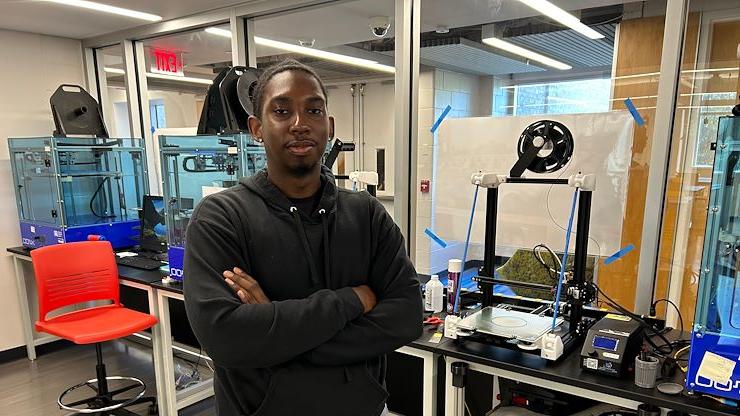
[
  {"x1": 695, "y1": 116, "x2": 740, "y2": 336},
  {"x1": 159, "y1": 133, "x2": 266, "y2": 249},
  {"x1": 686, "y1": 116, "x2": 740, "y2": 401},
  {"x1": 8, "y1": 137, "x2": 147, "y2": 248}
]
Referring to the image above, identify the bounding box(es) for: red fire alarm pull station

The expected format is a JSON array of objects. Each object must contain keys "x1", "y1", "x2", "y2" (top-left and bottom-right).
[{"x1": 420, "y1": 180, "x2": 430, "y2": 193}]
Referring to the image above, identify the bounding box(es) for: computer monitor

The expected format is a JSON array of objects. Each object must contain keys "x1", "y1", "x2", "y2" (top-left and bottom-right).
[{"x1": 140, "y1": 195, "x2": 167, "y2": 253}]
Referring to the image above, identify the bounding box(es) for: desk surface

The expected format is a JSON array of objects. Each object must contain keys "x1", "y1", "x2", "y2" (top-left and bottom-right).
[
  {"x1": 438, "y1": 334, "x2": 736, "y2": 416},
  {"x1": 7, "y1": 246, "x2": 31, "y2": 257},
  {"x1": 151, "y1": 280, "x2": 183, "y2": 295},
  {"x1": 8, "y1": 246, "x2": 168, "y2": 284},
  {"x1": 119, "y1": 268, "x2": 169, "y2": 284}
]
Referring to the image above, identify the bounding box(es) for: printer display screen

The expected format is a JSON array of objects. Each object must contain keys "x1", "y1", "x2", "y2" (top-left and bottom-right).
[{"x1": 593, "y1": 336, "x2": 618, "y2": 351}]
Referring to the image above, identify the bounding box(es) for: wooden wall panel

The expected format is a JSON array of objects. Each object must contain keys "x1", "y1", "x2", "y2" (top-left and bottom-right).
[
  {"x1": 605, "y1": 13, "x2": 700, "y2": 314},
  {"x1": 605, "y1": 16, "x2": 666, "y2": 311}
]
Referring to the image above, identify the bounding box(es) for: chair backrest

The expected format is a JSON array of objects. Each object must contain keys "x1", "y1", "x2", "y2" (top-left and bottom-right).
[{"x1": 30, "y1": 241, "x2": 120, "y2": 322}]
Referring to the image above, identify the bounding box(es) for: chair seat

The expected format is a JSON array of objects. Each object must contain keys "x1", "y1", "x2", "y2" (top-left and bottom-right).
[{"x1": 36, "y1": 304, "x2": 158, "y2": 344}]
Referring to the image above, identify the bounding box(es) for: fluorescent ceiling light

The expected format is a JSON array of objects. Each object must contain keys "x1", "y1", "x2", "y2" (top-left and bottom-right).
[
  {"x1": 44, "y1": 0, "x2": 162, "y2": 22},
  {"x1": 515, "y1": 0, "x2": 603, "y2": 39},
  {"x1": 482, "y1": 37, "x2": 572, "y2": 70},
  {"x1": 205, "y1": 27, "x2": 395, "y2": 74},
  {"x1": 256, "y1": 36, "x2": 396, "y2": 73},
  {"x1": 146, "y1": 73, "x2": 213, "y2": 85},
  {"x1": 205, "y1": 27, "x2": 232, "y2": 38},
  {"x1": 104, "y1": 67, "x2": 213, "y2": 85}
]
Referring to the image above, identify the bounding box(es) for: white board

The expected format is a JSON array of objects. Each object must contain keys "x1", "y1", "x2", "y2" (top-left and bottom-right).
[{"x1": 434, "y1": 111, "x2": 634, "y2": 257}]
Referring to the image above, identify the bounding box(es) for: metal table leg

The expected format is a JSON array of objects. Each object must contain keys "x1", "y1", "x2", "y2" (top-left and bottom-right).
[
  {"x1": 396, "y1": 346, "x2": 439, "y2": 416},
  {"x1": 12, "y1": 255, "x2": 36, "y2": 360}
]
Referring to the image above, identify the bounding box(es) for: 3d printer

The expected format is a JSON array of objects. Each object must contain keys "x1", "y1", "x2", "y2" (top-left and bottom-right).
[
  {"x1": 452, "y1": 120, "x2": 597, "y2": 361},
  {"x1": 160, "y1": 133, "x2": 266, "y2": 280},
  {"x1": 8, "y1": 85, "x2": 148, "y2": 249},
  {"x1": 686, "y1": 115, "x2": 740, "y2": 401}
]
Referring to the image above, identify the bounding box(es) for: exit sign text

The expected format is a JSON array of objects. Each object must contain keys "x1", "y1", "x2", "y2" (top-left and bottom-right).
[{"x1": 150, "y1": 50, "x2": 183, "y2": 76}]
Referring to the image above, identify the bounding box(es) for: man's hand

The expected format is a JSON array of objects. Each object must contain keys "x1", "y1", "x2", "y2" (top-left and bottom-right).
[
  {"x1": 352, "y1": 285, "x2": 377, "y2": 313},
  {"x1": 223, "y1": 267, "x2": 270, "y2": 304},
  {"x1": 224, "y1": 269, "x2": 375, "y2": 313}
]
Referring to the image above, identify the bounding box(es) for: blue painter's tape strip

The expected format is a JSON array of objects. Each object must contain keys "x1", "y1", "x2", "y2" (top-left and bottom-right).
[
  {"x1": 424, "y1": 228, "x2": 448, "y2": 248},
  {"x1": 604, "y1": 244, "x2": 635, "y2": 265},
  {"x1": 430, "y1": 105, "x2": 452, "y2": 133},
  {"x1": 624, "y1": 98, "x2": 645, "y2": 126}
]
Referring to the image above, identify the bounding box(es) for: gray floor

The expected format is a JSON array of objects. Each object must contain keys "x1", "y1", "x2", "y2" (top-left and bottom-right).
[{"x1": 0, "y1": 339, "x2": 216, "y2": 416}]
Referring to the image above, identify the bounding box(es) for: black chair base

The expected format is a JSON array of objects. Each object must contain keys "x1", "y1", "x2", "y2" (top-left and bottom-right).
[
  {"x1": 58, "y1": 375, "x2": 157, "y2": 415},
  {"x1": 57, "y1": 343, "x2": 157, "y2": 415}
]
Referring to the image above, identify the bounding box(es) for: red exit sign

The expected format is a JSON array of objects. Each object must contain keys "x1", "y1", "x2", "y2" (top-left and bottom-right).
[{"x1": 150, "y1": 49, "x2": 183, "y2": 76}]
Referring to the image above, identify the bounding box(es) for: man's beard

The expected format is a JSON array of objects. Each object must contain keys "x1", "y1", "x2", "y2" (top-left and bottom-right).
[{"x1": 287, "y1": 160, "x2": 319, "y2": 178}]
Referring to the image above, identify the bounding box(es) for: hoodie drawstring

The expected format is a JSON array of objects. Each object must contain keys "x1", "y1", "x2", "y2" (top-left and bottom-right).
[
  {"x1": 290, "y1": 206, "x2": 321, "y2": 287},
  {"x1": 319, "y1": 209, "x2": 331, "y2": 288},
  {"x1": 318, "y1": 208, "x2": 350, "y2": 384}
]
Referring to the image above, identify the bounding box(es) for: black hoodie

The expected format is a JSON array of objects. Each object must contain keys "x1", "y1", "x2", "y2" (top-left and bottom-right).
[{"x1": 183, "y1": 166, "x2": 423, "y2": 416}]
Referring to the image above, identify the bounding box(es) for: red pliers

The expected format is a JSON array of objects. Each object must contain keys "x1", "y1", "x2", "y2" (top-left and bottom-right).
[{"x1": 423, "y1": 316, "x2": 444, "y2": 326}]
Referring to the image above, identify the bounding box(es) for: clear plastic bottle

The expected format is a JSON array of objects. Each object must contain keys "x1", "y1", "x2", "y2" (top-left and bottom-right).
[{"x1": 424, "y1": 275, "x2": 444, "y2": 313}]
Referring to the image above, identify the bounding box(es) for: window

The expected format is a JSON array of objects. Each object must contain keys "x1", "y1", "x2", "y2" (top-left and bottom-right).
[
  {"x1": 140, "y1": 24, "x2": 230, "y2": 132},
  {"x1": 692, "y1": 92, "x2": 737, "y2": 168},
  {"x1": 149, "y1": 100, "x2": 167, "y2": 131},
  {"x1": 513, "y1": 78, "x2": 612, "y2": 116},
  {"x1": 95, "y1": 44, "x2": 130, "y2": 137}
]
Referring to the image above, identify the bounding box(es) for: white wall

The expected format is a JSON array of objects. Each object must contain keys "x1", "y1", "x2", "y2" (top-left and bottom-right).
[
  {"x1": 113, "y1": 101, "x2": 132, "y2": 137},
  {"x1": 415, "y1": 68, "x2": 491, "y2": 274},
  {"x1": 358, "y1": 82, "x2": 396, "y2": 218},
  {"x1": 148, "y1": 90, "x2": 200, "y2": 129},
  {"x1": 326, "y1": 81, "x2": 395, "y2": 216},
  {"x1": 415, "y1": 69, "x2": 436, "y2": 274},
  {"x1": 104, "y1": 86, "x2": 127, "y2": 137},
  {"x1": 106, "y1": 87, "x2": 201, "y2": 136},
  {"x1": 0, "y1": 29, "x2": 85, "y2": 352}
]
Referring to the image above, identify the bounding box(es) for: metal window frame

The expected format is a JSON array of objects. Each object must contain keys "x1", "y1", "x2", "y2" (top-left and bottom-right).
[
  {"x1": 230, "y1": 11, "x2": 248, "y2": 67},
  {"x1": 395, "y1": 0, "x2": 419, "y2": 253},
  {"x1": 635, "y1": 0, "x2": 691, "y2": 314}
]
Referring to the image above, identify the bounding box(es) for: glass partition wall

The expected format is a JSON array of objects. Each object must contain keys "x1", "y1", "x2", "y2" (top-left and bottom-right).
[
  {"x1": 414, "y1": 0, "x2": 669, "y2": 312},
  {"x1": 86, "y1": 0, "x2": 737, "y2": 320}
]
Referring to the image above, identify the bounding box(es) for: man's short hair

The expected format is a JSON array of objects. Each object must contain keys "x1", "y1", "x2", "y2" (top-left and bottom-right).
[{"x1": 251, "y1": 59, "x2": 329, "y2": 119}]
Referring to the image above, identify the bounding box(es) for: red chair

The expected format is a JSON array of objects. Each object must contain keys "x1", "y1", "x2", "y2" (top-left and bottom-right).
[{"x1": 31, "y1": 241, "x2": 158, "y2": 415}]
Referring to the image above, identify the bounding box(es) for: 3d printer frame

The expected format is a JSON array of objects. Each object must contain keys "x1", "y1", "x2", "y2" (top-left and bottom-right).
[{"x1": 461, "y1": 174, "x2": 597, "y2": 356}]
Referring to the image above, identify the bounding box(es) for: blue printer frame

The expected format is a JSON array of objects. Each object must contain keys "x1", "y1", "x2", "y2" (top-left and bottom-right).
[
  {"x1": 686, "y1": 115, "x2": 740, "y2": 401},
  {"x1": 8, "y1": 136, "x2": 148, "y2": 249}
]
